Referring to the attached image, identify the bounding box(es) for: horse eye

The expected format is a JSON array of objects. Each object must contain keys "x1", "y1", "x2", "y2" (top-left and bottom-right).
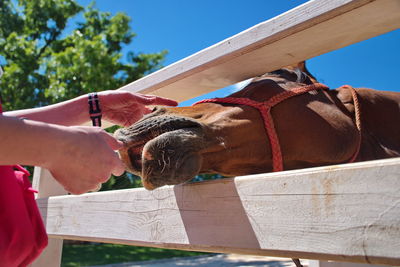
[{"x1": 151, "y1": 107, "x2": 158, "y2": 112}]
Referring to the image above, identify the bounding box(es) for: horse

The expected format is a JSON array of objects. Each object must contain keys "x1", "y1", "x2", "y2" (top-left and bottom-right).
[{"x1": 115, "y1": 62, "x2": 400, "y2": 190}]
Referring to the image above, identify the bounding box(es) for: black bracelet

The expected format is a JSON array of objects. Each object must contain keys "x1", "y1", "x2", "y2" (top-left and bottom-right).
[{"x1": 88, "y1": 93, "x2": 102, "y2": 127}]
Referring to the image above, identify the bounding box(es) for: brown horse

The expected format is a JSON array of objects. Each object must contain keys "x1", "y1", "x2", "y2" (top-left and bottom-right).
[{"x1": 115, "y1": 62, "x2": 400, "y2": 190}]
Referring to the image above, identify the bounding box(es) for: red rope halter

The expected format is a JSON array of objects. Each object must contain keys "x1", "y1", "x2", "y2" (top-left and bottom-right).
[{"x1": 193, "y1": 83, "x2": 361, "y2": 172}]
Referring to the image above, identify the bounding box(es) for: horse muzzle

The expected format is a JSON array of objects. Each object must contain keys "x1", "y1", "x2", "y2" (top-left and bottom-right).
[{"x1": 115, "y1": 110, "x2": 206, "y2": 190}]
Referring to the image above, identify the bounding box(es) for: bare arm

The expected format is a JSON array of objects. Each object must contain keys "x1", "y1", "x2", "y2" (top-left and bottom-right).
[
  {"x1": 3, "y1": 95, "x2": 88, "y2": 126},
  {"x1": 0, "y1": 115, "x2": 125, "y2": 194},
  {"x1": 0, "y1": 90, "x2": 177, "y2": 193},
  {"x1": 3, "y1": 91, "x2": 178, "y2": 126}
]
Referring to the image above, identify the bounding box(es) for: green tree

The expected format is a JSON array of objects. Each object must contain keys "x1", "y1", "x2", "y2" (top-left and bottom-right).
[
  {"x1": 0, "y1": 0, "x2": 166, "y2": 111},
  {"x1": 0, "y1": 0, "x2": 167, "y2": 189}
]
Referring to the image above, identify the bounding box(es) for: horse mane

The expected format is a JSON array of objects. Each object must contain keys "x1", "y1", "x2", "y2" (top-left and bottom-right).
[{"x1": 265, "y1": 61, "x2": 318, "y2": 85}]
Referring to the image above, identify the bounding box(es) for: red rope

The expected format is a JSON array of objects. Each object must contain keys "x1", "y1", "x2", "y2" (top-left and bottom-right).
[
  {"x1": 194, "y1": 83, "x2": 329, "y2": 172},
  {"x1": 194, "y1": 83, "x2": 362, "y2": 171},
  {"x1": 194, "y1": 83, "x2": 363, "y2": 171},
  {"x1": 340, "y1": 85, "x2": 362, "y2": 163}
]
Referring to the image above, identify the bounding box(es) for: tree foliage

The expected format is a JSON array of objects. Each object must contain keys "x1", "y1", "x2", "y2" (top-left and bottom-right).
[
  {"x1": 0, "y1": 0, "x2": 166, "y2": 111},
  {"x1": 0, "y1": 0, "x2": 168, "y2": 189}
]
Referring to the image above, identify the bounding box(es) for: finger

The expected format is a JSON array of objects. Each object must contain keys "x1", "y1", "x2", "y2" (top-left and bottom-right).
[
  {"x1": 100, "y1": 131, "x2": 124, "y2": 150},
  {"x1": 112, "y1": 158, "x2": 126, "y2": 176},
  {"x1": 137, "y1": 95, "x2": 178, "y2": 106},
  {"x1": 90, "y1": 183, "x2": 102, "y2": 192}
]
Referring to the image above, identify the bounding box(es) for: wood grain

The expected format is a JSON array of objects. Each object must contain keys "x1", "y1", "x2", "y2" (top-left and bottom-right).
[{"x1": 37, "y1": 159, "x2": 400, "y2": 265}]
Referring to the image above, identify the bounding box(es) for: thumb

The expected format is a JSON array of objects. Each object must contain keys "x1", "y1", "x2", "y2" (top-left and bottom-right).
[
  {"x1": 138, "y1": 95, "x2": 178, "y2": 106},
  {"x1": 101, "y1": 131, "x2": 124, "y2": 151},
  {"x1": 112, "y1": 157, "x2": 126, "y2": 176}
]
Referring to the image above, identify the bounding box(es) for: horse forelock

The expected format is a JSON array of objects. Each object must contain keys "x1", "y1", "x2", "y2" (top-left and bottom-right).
[{"x1": 266, "y1": 68, "x2": 315, "y2": 85}]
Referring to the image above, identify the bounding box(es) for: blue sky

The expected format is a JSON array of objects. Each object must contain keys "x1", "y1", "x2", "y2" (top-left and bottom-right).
[{"x1": 75, "y1": 0, "x2": 400, "y2": 105}]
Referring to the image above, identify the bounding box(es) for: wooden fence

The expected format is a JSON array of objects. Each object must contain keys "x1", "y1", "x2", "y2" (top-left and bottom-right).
[{"x1": 31, "y1": 0, "x2": 400, "y2": 266}]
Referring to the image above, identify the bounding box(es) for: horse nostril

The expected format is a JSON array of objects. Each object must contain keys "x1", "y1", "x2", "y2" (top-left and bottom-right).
[{"x1": 128, "y1": 146, "x2": 144, "y2": 174}]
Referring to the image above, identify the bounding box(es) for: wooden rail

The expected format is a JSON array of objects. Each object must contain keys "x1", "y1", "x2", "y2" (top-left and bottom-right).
[
  {"x1": 37, "y1": 159, "x2": 400, "y2": 265},
  {"x1": 32, "y1": 0, "x2": 400, "y2": 265},
  {"x1": 117, "y1": 0, "x2": 400, "y2": 101}
]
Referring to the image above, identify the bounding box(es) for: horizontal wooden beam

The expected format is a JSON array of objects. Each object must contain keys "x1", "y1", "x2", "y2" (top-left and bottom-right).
[
  {"x1": 117, "y1": 0, "x2": 400, "y2": 102},
  {"x1": 37, "y1": 158, "x2": 400, "y2": 265}
]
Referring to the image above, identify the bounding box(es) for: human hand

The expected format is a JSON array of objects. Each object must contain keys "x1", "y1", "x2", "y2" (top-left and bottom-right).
[
  {"x1": 98, "y1": 91, "x2": 178, "y2": 127},
  {"x1": 45, "y1": 126, "x2": 125, "y2": 194}
]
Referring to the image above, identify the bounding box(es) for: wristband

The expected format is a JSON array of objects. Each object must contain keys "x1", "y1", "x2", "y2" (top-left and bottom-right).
[{"x1": 88, "y1": 93, "x2": 102, "y2": 127}]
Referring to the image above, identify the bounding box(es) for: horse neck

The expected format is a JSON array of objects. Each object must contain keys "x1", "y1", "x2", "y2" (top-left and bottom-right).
[
  {"x1": 231, "y1": 77, "x2": 309, "y2": 101},
  {"x1": 357, "y1": 88, "x2": 400, "y2": 160}
]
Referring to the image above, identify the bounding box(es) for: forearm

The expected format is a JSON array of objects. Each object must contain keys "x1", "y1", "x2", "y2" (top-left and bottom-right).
[
  {"x1": 3, "y1": 94, "x2": 89, "y2": 126},
  {"x1": 0, "y1": 115, "x2": 67, "y2": 167}
]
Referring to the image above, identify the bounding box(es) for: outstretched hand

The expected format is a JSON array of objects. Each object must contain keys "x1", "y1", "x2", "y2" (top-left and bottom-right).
[{"x1": 98, "y1": 91, "x2": 178, "y2": 127}]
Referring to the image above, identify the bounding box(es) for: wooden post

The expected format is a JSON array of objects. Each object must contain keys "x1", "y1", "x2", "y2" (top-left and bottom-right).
[{"x1": 30, "y1": 167, "x2": 67, "y2": 267}]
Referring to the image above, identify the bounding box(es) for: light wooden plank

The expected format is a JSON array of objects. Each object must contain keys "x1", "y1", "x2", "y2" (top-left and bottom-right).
[
  {"x1": 117, "y1": 0, "x2": 400, "y2": 102},
  {"x1": 37, "y1": 158, "x2": 400, "y2": 265},
  {"x1": 30, "y1": 168, "x2": 67, "y2": 267},
  {"x1": 309, "y1": 260, "x2": 382, "y2": 267}
]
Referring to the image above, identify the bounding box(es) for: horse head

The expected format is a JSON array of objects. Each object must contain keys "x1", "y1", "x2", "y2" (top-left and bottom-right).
[{"x1": 115, "y1": 62, "x2": 398, "y2": 190}]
